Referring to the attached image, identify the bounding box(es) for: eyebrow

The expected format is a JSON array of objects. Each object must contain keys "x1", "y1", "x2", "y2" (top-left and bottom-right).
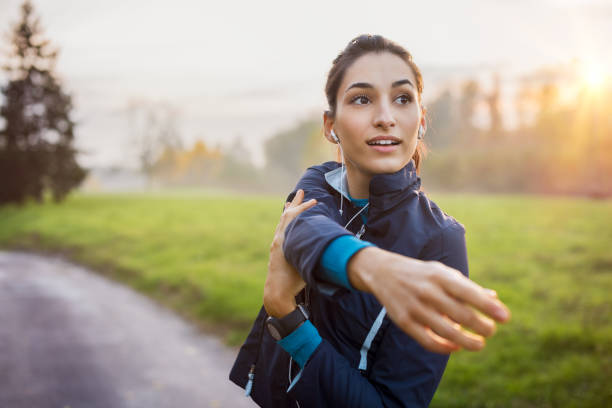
[
  {"x1": 345, "y1": 79, "x2": 415, "y2": 93},
  {"x1": 391, "y1": 79, "x2": 414, "y2": 88}
]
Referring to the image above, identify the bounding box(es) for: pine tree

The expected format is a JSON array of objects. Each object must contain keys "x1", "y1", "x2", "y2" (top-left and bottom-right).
[{"x1": 0, "y1": 1, "x2": 86, "y2": 204}]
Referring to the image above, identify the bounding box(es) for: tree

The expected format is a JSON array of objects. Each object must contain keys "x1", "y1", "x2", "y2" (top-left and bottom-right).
[
  {"x1": 515, "y1": 78, "x2": 535, "y2": 131},
  {"x1": 125, "y1": 99, "x2": 183, "y2": 187},
  {"x1": 456, "y1": 79, "x2": 481, "y2": 145},
  {"x1": 426, "y1": 88, "x2": 456, "y2": 149},
  {"x1": 264, "y1": 118, "x2": 330, "y2": 190},
  {"x1": 218, "y1": 136, "x2": 260, "y2": 188},
  {"x1": 458, "y1": 80, "x2": 480, "y2": 132},
  {"x1": 0, "y1": 1, "x2": 86, "y2": 204}
]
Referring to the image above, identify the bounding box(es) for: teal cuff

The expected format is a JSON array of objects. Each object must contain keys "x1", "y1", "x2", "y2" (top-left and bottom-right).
[
  {"x1": 320, "y1": 235, "x2": 376, "y2": 290},
  {"x1": 277, "y1": 320, "x2": 322, "y2": 368}
]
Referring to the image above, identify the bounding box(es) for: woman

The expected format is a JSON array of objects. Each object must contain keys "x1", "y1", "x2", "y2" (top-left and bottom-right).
[{"x1": 230, "y1": 34, "x2": 510, "y2": 407}]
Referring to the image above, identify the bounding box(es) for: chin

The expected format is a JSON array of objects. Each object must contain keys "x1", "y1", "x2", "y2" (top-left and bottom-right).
[{"x1": 366, "y1": 158, "x2": 410, "y2": 175}]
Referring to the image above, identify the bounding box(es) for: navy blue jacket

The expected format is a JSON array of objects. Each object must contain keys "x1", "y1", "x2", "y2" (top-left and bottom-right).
[{"x1": 230, "y1": 160, "x2": 469, "y2": 407}]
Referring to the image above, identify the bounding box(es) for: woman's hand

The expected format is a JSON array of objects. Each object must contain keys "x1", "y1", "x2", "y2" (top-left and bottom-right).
[
  {"x1": 263, "y1": 189, "x2": 317, "y2": 318},
  {"x1": 348, "y1": 247, "x2": 510, "y2": 354}
]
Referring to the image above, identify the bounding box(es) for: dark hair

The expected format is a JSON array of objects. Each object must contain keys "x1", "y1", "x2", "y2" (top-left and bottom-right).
[{"x1": 325, "y1": 34, "x2": 427, "y2": 172}]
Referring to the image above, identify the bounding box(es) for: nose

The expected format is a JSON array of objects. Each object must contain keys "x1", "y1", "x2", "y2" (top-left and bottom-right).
[{"x1": 372, "y1": 100, "x2": 396, "y2": 129}]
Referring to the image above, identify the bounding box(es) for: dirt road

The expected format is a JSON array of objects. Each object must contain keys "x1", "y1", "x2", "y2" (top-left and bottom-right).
[{"x1": 0, "y1": 250, "x2": 256, "y2": 408}]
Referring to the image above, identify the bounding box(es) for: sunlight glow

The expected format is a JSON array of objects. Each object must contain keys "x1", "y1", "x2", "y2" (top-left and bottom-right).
[{"x1": 582, "y1": 63, "x2": 606, "y2": 90}]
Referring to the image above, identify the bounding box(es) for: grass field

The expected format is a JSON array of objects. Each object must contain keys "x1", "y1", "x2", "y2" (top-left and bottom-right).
[{"x1": 0, "y1": 191, "x2": 610, "y2": 407}]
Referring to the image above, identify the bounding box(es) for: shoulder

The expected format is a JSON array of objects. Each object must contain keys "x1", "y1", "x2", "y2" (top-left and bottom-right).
[
  {"x1": 410, "y1": 191, "x2": 469, "y2": 275},
  {"x1": 304, "y1": 161, "x2": 341, "y2": 176},
  {"x1": 413, "y1": 191, "x2": 466, "y2": 241},
  {"x1": 294, "y1": 161, "x2": 341, "y2": 191}
]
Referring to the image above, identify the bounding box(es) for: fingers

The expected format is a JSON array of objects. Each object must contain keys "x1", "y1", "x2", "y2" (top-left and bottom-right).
[
  {"x1": 283, "y1": 189, "x2": 317, "y2": 219},
  {"x1": 274, "y1": 190, "x2": 317, "y2": 246},
  {"x1": 412, "y1": 305, "x2": 486, "y2": 351},
  {"x1": 408, "y1": 322, "x2": 461, "y2": 354},
  {"x1": 485, "y1": 288, "x2": 498, "y2": 298},
  {"x1": 287, "y1": 189, "x2": 305, "y2": 209},
  {"x1": 389, "y1": 301, "x2": 460, "y2": 354},
  {"x1": 435, "y1": 265, "x2": 511, "y2": 323},
  {"x1": 294, "y1": 197, "x2": 317, "y2": 212},
  {"x1": 425, "y1": 286, "x2": 497, "y2": 338}
]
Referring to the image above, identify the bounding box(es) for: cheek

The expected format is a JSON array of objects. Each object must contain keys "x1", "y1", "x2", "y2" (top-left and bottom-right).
[
  {"x1": 400, "y1": 109, "x2": 421, "y2": 130},
  {"x1": 336, "y1": 112, "x2": 368, "y2": 142},
  {"x1": 407, "y1": 138, "x2": 419, "y2": 155}
]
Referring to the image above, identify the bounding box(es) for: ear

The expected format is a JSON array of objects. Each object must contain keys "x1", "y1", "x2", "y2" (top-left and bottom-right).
[
  {"x1": 420, "y1": 106, "x2": 428, "y2": 133},
  {"x1": 323, "y1": 111, "x2": 337, "y2": 144}
]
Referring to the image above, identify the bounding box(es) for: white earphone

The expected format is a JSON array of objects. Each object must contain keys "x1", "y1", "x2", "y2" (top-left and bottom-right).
[
  {"x1": 330, "y1": 129, "x2": 340, "y2": 143},
  {"x1": 330, "y1": 129, "x2": 346, "y2": 215},
  {"x1": 418, "y1": 125, "x2": 425, "y2": 140}
]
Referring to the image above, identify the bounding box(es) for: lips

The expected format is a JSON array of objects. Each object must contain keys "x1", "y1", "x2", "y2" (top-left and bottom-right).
[
  {"x1": 366, "y1": 135, "x2": 402, "y2": 153},
  {"x1": 366, "y1": 136, "x2": 402, "y2": 146}
]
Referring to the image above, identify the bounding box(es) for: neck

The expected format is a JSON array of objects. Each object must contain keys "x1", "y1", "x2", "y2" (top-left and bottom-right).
[{"x1": 345, "y1": 163, "x2": 372, "y2": 199}]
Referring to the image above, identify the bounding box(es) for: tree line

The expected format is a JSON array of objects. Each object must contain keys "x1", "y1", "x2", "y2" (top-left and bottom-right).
[
  {"x1": 2, "y1": 1, "x2": 609, "y2": 203},
  {"x1": 422, "y1": 70, "x2": 611, "y2": 197},
  {"x1": 160, "y1": 67, "x2": 611, "y2": 197},
  {"x1": 126, "y1": 67, "x2": 612, "y2": 198}
]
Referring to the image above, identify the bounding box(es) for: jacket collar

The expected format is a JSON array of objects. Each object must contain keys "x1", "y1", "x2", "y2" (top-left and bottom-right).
[
  {"x1": 369, "y1": 159, "x2": 421, "y2": 212},
  {"x1": 324, "y1": 166, "x2": 351, "y2": 201},
  {"x1": 324, "y1": 159, "x2": 421, "y2": 210}
]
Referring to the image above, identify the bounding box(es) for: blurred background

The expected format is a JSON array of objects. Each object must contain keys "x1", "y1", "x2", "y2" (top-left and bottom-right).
[{"x1": 0, "y1": 0, "x2": 610, "y2": 407}]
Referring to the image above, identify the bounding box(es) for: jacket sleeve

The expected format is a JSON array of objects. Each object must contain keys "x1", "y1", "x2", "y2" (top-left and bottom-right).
[
  {"x1": 286, "y1": 220, "x2": 470, "y2": 407},
  {"x1": 282, "y1": 166, "x2": 355, "y2": 294},
  {"x1": 320, "y1": 235, "x2": 375, "y2": 290}
]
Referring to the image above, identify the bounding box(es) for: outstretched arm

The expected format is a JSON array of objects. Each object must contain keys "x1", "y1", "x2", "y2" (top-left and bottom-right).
[
  {"x1": 270, "y1": 178, "x2": 511, "y2": 353},
  {"x1": 347, "y1": 232, "x2": 508, "y2": 354}
]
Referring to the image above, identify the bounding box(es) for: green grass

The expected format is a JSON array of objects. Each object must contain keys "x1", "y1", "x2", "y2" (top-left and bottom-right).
[
  {"x1": 0, "y1": 191, "x2": 610, "y2": 407},
  {"x1": 0, "y1": 191, "x2": 280, "y2": 341}
]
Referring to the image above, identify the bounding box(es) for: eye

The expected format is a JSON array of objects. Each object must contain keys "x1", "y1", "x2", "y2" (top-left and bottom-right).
[
  {"x1": 350, "y1": 94, "x2": 370, "y2": 105},
  {"x1": 395, "y1": 94, "x2": 413, "y2": 105}
]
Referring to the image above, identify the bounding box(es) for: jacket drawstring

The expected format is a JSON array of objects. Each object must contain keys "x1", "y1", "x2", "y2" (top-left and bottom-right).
[
  {"x1": 245, "y1": 311, "x2": 267, "y2": 397},
  {"x1": 245, "y1": 364, "x2": 255, "y2": 397},
  {"x1": 247, "y1": 285, "x2": 311, "y2": 398}
]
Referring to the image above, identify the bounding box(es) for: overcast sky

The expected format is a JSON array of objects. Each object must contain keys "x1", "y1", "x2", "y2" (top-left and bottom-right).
[{"x1": 1, "y1": 0, "x2": 610, "y2": 167}]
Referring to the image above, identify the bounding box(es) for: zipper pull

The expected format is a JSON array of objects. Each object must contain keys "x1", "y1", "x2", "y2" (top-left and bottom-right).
[
  {"x1": 356, "y1": 224, "x2": 366, "y2": 239},
  {"x1": 245, "y1": 364, "x2": 255, "y2": 397}
]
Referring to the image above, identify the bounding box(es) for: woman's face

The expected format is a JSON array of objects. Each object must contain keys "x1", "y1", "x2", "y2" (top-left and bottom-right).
[{"x1": 324, "y1": 51, "x2": 424, "y2": 179}]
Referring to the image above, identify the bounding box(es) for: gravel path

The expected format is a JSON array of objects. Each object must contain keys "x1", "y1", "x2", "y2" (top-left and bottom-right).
[{"x1": 0, "y1": 250, "x2": 257, "y2": 408}]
